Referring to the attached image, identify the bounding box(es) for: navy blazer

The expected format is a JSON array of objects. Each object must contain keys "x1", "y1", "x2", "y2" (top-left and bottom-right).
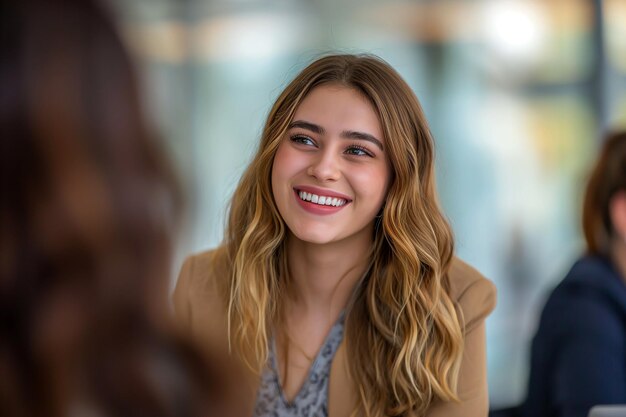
[{"x1": 523, "y1": 255, "x2": 626, "y2": 417}]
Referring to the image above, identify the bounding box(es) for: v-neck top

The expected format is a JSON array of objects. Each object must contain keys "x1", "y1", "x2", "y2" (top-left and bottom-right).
[{"x1": 252, "y1": 313, "x2": 346, "y2": 417}]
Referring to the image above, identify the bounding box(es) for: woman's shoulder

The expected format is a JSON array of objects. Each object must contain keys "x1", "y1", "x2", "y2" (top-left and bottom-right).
[
  {"x1": 541, "y1": 255, "x2": 626, "y2": 335},
  {"x1": 172, "y1": 246, "x2": 230, "y2": 349},
  {"x1": 172, "y1": 248, "x2": 260, "y2": 415},
  {"x1": 561, "y1": 255, "x2": 626, "y2": 297},
  {"x1": 447, "y1": 257, "x2": 497, "y2": 332},
  {"x1": 546, "y1": 255, "x2": 626, "y2": 317},
  {"x1": 174, "y1": 248, "x2": 226, "y2": 300},
  {"x1": 181, "y1": 245, "x2": 229, "y2": 278}
]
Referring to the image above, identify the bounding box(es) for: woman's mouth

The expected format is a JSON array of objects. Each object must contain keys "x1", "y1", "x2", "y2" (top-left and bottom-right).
[{"x1": 297, "y1": 190, "x2": 348, "y2": 207}]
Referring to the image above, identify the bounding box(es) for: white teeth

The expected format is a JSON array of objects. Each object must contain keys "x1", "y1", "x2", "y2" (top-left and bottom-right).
[{"x1": 297, "y1": 190, "x2": 347, "y2": 207}]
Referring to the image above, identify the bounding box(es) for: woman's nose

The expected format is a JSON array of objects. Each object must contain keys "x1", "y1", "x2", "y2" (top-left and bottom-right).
[{"x1": 307, "y1": 150, "x2": 340, "y2": 182}]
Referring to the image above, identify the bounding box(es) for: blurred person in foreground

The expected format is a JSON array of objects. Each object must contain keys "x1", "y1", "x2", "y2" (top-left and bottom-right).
[
  {"x1": 0, "y1": 0, "x2": 233, "y2": 416},
  {"x1": 523, "y1": 131, "x2": 626, "y2": 417}
]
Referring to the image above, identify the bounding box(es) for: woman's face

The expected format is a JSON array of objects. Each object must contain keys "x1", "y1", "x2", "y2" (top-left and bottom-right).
[{"x1": 271, "y1": 83, "x2": 392, "y2": 246}]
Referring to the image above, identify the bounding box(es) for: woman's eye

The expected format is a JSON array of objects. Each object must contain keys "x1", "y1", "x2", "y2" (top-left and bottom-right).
[
  {"x1": 290, "y1": 134, "x2": 315, "y2": 146},
  {"x1": 345, "y1": 146, "x2": 372, "y2": 157}
]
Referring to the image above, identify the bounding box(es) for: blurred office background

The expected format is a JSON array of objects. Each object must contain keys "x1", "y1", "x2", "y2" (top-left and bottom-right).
[{"x1": 106, "y1": 0, "x2": 626, "y2": 409}]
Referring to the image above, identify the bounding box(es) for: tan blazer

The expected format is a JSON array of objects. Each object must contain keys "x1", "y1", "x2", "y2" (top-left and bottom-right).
[{"x1": 173, "y1": 249, "x2": 496, "y2": 417}]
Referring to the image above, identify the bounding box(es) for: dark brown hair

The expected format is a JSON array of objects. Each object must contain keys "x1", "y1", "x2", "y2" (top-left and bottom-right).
[
  {"x1": 582, "y1": 131, "x2": 626, "y2": 256},
  {"x1": 0, "y1": 0, "x2": 222, "y2": 416}
]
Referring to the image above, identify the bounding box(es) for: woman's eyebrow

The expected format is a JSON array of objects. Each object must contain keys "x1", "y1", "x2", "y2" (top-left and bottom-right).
[
  {"x1": 341, "y1": 130, "x2": 383, "y2": 151},
  {"x1": 289, "y1": 120, "x2": 324, "y2": 134},
  {"x1": 289, "y1": 120, "x2": 384, "y2": 151}
]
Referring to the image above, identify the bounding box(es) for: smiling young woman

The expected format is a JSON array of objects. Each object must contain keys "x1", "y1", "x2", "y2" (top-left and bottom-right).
[
  {"x1": 271, "y1": 84, "x2": 391, "y2": 247},
  {"x1": 174, "y1": 54, "x2": 497, "y2": 417}
]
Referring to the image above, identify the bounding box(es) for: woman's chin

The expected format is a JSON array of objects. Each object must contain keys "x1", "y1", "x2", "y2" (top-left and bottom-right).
[{"x1": 289, "y1": 228, "x2": 339, "y2": 246}]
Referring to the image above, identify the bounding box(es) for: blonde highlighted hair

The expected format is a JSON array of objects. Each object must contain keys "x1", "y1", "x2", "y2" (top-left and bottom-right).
[{"x1": 218, "y1": 54, "x2": 463, "y2": 416}]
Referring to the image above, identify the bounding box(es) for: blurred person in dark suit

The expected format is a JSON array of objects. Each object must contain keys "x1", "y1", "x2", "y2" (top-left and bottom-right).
[
  {"x1": 0, "y1": 0, "x2": 234, "y2": 416},
  {"x1": 522, "y1": 131, "x2": 626, "y2": 417}
]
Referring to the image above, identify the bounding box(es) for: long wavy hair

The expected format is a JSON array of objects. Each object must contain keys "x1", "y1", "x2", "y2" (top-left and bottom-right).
[{"x1": 219, "y1": 54, "x2": 463, "y2": 416}]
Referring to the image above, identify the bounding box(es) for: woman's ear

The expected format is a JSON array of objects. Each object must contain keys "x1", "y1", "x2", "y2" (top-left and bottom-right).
[{"x1": 609, "y1": 190, "x2": 626, "y2": 241}]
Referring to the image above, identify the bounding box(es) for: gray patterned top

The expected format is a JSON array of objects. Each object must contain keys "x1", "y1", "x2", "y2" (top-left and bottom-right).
[{"x1": 252, "y1": 312, "x2": 346, "y2": 417}]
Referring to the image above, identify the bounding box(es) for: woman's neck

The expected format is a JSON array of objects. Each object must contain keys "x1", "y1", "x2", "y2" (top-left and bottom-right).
[{"x1": 284, "y1": 231, "x2": 372, "y2": 319}]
